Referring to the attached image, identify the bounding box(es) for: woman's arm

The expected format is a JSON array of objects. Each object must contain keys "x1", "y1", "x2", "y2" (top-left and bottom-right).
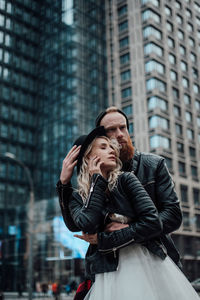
[{"x1": 69, "y1": 174, "x2": 108, "y2": 234}]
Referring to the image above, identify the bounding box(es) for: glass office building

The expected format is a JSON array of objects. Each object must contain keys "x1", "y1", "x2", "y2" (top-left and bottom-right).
[{"x1": 0, "y1": 0, "x2": 106, "y2": 291}]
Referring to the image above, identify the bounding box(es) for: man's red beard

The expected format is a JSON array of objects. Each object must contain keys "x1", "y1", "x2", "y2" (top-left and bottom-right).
[{"x1": 119, "y1": 136, "x2": 135, "y2": 162}]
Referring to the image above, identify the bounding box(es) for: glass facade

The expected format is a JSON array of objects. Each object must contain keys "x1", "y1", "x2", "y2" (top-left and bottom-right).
[{"x1": 0, "y1": 0, "x2": 107, "y2": 292}]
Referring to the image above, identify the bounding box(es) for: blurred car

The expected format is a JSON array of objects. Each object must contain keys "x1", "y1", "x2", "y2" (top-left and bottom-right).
[{"x1": 191, "y1": 278, "x2": 200, "y2": 292}]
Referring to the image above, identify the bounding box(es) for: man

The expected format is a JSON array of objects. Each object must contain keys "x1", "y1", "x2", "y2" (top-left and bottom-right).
[{"x1": 57, "y1": 106, "x2": 182, "y2": 266}]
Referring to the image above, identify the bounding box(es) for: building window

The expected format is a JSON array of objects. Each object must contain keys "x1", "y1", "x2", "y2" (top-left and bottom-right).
[
  {"x1": 121, "y1": 87, "x2": 132, "y2": 98},
  {"x1": 0, "y1": 123, "x2": 8, "y2": 137},
  {"x1": 188, "y1": 37, "x2": 195, "y2": 47},
  {"x1": 179, "y1": 45, "x2": 186, "y2": 56},
  {"x1": 194, "y1": 2, "x2": 200, "y2": 13},
  {"x1": 120, "y1": 53, "x2": 130, "y2": 65},
  {"x1": 170, "y1": 70, "x2": 178, "y2": 81},
  {"x1": 184, "y1": 94, "x2": 191, "y2": 105},
  {"x1": 177, "y1": 142, "x2": 184, "y2": 153},
  {"x1": 118, "y1": 20, "x2": 128, "y2": 32},
  {"x1": 172, "y1": 87, "x2": 179, "y2": 100},
  {"x1": 192, "y1": 68, "x2": 198, "y2": 79},
  {"x1": 179, "y1": 161, "x2": 186, "y2": 175},
  {"x1": 141, "y1": 0, "x2": 160, "y2": 7},
  {"x1": 142, "y1": 8, "x2": 161, "y2": 24},
  {"x1": 186, "y1": 9, "x2": 192, "y2": 18},
  {"x1": 183, "y1": 212, "x2": 190, "y2": 229},
  {"x1": 121, "y1": 69, "x2": 131, "y2": 81},
  {"x1": 180, "y1": 61, "x2": 187, "y2": 72},
  {"x1": 187, "y1": 23, "x2": 193, "y2": 32},
  {"x1": 144, "y1": 42, "x2": 163, "y2": 57},
  {"x1": 143, "y1": 25, "x2": 162, "y2": 40},
  {"x1": 175, "y1": 1, "x2": 182, "y2": 9},
  {"x1": 191, "y1": 166, "x2": 198, "y2": 178},
  {"x1": 195, "y1": 215, "x2": 200, "y2": 231},
  {"x1": 166, "y1": 21, "x2": 173, "y2": 32},
  {"x1": 165, "y1": 6, "x2": 172, "y2": 16},
  {"x1": 174, "y1": 105, "x2": 181, "y2": 117},
  {"x1": 118, "y1": 5, "x2": 127, "y2": 17},
  {"x1": 193, "y1": 188, "x2": 200, "y2": 206},
  {"x1": 176, "y1": 15, "x2": 183, "y2": 25},
  {"x1": 168, "y1": 53, "x2": 176, "y2": 64},
  {"x1": 147, "y1": 96, "x2": 167, "y2": 111},
  {"x1": 195, "y1": 100, "x2": 200, "y2": 111},
  {"x1": 180, "y1": 185, "x2": 188, "y2": 203},
  {"x1": 175, "y1": 123, "x2": 182, "y2": 135},
  {"x1": 146, "y1": 77, "x2": 166, "y2": 92},
  {"x1": 182, "y1": 77, "x2": 189, "y2": 88},
  {"x1": 189, "y1": 146, "x2": 196, "y2": 158},
  {"x1": 196, "y1": 17, "x2": 200, "y2": 26},
  {"x1": 197, "y1": 117, "x2": 200, "y2": 128},
  {"x1": 149, "y1": 115, "x2": 169, "y2": 130},
  {"x1": 129, "y1": 123, "x2": 133, "y2": 134},
  {"x1": 190, "y1": 52, "x2": 197, "y2": 63},
  {"x1": 150, "y1": 135, "x2": 171, "y2": 149},
  {"x1": 185, "y1": 111, "x2": 192, "y2": 123},
  {"x1": 193, "y1": 83, "x2": 200, "y2": 94},
  {"x1": 145, "y1": 59, "x2": 165, "y2": 74},
  {"x1": 119, "y1": 36, "x2": 129, "y2": 48},
  {"x1": 187, "y1": 128, "x2": 194, "y2": 140},
  {"x1": 168, "y1": 37, "x2": 175, "y2": 48},
  {"x1": 178, "y1": 30, "x2": 184, "y2": 40},
  {"x1": 122, "y1": 104, "x2": 133, "y2": 115},
  {"x1": 163, "y1": 156, "x2": 172, "y2": 170}
]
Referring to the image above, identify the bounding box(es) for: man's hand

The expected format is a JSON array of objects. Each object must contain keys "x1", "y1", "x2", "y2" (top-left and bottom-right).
[
  {"x1": 74, "y1": 232, "x2": 98, "y2": 245},
  {"x1": 60, "y1": 145, "x2": 81, "y2": 184},
  {"x1": 105, "y1": 222, "x2": 129, "y2": 232}
]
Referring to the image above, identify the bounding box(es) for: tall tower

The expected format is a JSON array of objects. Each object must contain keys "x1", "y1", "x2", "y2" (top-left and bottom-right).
[
  {"x1": 0, "y1": 0, "x2": 107, "y2": 290},
  {"x1": 106, "y1": 0, "x2": 200, "y2": 280}
]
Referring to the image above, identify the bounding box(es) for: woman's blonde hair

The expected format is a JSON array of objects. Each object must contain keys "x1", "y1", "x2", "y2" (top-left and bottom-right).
[{"x1": 77, "y1": 136, "x2": 122, "y2": 202}]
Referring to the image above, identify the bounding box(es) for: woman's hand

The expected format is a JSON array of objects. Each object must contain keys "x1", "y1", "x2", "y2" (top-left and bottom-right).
[
  {"x1": 60, "y1": 145, "x2": 81, "y2": 184},
  {"x1": 74, "y1": 232, "x2": 98, "y2": 245},
  {"x1": 88, "y1": 156, "x2": 104, "y2": 177},
  {"x1": 105, "y1": 222, "x2": 129, "y2": 232}
]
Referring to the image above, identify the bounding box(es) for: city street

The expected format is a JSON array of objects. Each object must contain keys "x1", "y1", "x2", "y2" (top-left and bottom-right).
[{"x1": 3, "y1": 293, "x2": 74, "y2": 300}]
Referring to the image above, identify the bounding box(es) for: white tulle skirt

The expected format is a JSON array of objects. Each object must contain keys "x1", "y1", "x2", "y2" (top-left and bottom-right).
[{"x1": 84, "y1": 244, "x2": 199, "y2": 300}]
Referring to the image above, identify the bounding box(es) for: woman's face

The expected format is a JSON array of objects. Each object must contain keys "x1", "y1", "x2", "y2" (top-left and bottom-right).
[{"x1": 88, "y1": 137, "x2": 117, "y2": 172}]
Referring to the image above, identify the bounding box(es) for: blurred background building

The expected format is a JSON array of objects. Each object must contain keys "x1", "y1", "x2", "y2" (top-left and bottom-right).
[
  {"x1": 0, "y1": 0, "x2": 107, "y2": 292},
  {"x1": 0, "y1": 0, "x2": 200, "y2": 293},
  {"x1": 106, "y1": 0, "x2": 200, "y2": 280}
]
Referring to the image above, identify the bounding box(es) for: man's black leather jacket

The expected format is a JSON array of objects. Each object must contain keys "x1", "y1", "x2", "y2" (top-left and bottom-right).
[
  {"x1": 67, "y1": 172, "x2": 165, "y2": 278},
  {"x1": 56, "y1": 150, "x2": 182, "y2": 267}
]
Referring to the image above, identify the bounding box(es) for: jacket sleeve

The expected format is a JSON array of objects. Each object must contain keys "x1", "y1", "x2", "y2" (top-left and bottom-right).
[
  {"x1": 98, "y1": 172, "x2": 162, "y2": 252},
  {"x1": 68, "y1": 174, "x2": 108, "y2": 234},
  {"x1": 56, "y1": 180, "x2": 80, "y2": 232},
  {"x1": 155, "y1": 159, "x2": 182, "y2": 234}
]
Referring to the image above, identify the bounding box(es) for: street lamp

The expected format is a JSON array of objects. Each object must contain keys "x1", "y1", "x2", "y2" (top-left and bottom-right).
[{"x1": 2, "y1": 152, "x2": 35, "y2": 300}]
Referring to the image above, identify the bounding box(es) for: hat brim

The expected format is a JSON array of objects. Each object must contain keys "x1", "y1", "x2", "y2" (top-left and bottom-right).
[{"x1": 77, "y1": 126, "x2": 107, "y2": 174}]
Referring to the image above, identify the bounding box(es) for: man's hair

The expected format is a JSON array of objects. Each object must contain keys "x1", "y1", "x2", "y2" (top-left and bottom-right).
[{"x1": 95, "y1": 106, "x2": 129, "y2": 129}]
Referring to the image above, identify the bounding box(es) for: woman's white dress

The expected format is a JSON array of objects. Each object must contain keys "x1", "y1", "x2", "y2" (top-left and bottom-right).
[{"x1": 84, "y1": 244, "x2": 200, "y2": 300}]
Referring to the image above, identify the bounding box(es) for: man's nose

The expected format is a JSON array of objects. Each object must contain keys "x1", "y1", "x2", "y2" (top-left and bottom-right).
[{"x1": 116, "y1": 128, "x2": 123, "y2": 138}]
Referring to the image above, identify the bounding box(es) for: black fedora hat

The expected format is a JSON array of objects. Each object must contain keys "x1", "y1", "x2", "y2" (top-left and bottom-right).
[{"x1": 73, "y1": 126, "x2": 107, "y2": 174}]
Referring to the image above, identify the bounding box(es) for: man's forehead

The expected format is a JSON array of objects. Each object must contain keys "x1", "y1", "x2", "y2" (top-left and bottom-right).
[{"x1": 100, "y1": 112, "x2": 126, "y2": 126}]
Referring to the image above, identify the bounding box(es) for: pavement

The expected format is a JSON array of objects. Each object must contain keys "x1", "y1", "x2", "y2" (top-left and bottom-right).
[{"x1": 3, "y1": 293, "x2": 74, "y2": 300}]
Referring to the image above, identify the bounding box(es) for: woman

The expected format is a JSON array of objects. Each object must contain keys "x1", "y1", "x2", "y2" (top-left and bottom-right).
[{"x1": 69, "y1": 126, "x2": 199, "y2": 300}]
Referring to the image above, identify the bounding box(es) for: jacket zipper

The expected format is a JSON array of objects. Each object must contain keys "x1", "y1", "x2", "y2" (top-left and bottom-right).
[
  {"x1": 84, "y1": 175, "x2": 100, "y2": 208},
  {"x1": 98, "y1": 238, "x2": 135, "y2": 255},
  {"x1": 143, "y1": 180, "x2": 155, "y2": 187}
]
